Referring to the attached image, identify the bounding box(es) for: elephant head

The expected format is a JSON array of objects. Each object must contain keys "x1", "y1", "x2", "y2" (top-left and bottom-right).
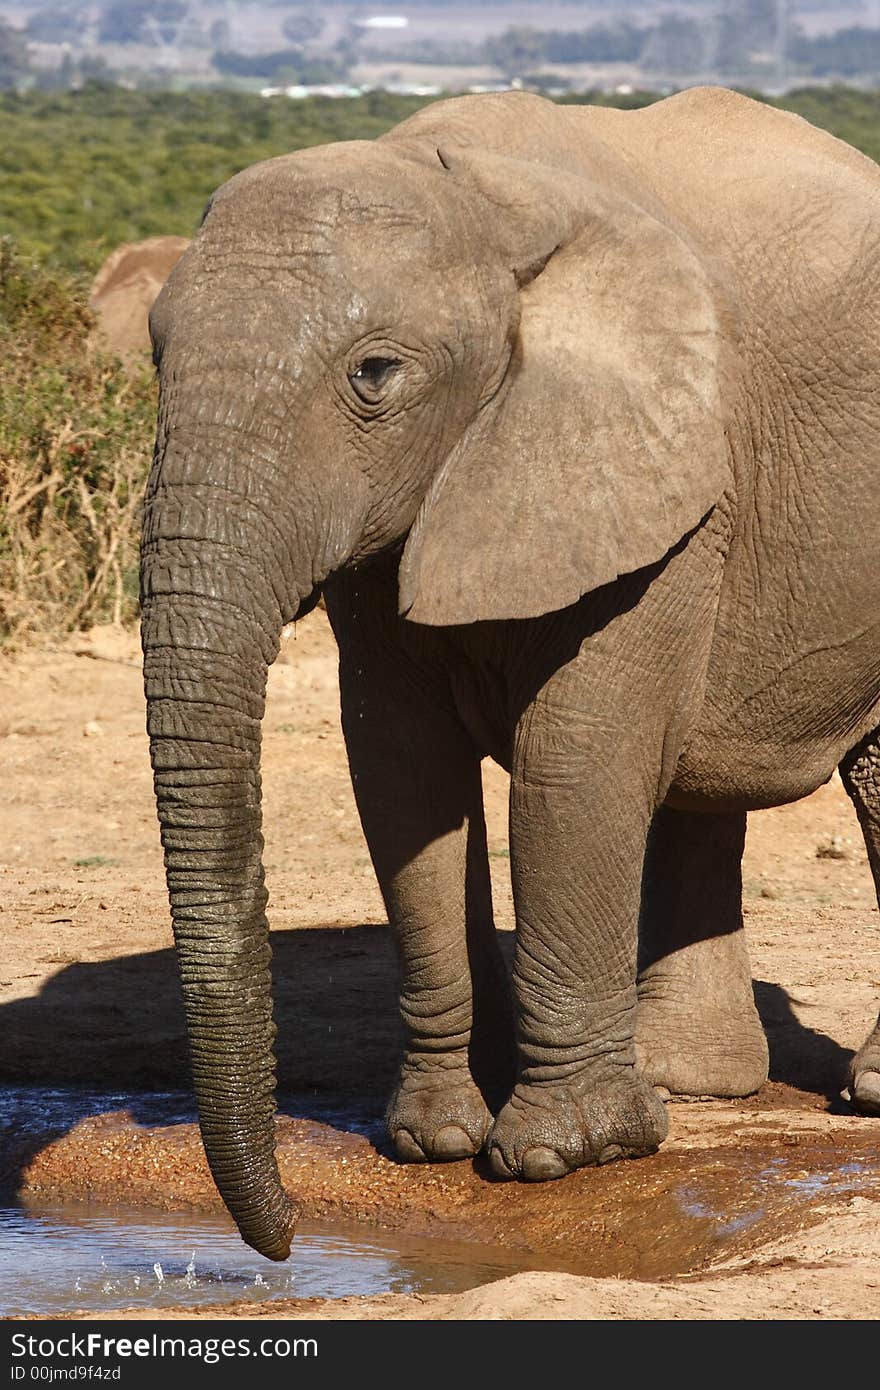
[{"x1": 141, "y1": 97, "x2": 728, "y2": 1260}]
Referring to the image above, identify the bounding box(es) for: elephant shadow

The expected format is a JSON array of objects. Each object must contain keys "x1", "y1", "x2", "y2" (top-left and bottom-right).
[
  {"x1": 0, "y1": 927, "x2": 853, "y2": 1196},
  {"x1": 752, "y1": 978, "x2": 852, "y2": 1101}
]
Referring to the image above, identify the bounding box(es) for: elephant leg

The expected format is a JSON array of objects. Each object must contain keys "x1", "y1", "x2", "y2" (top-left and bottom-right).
[
  {"x1": 635, "y1": 806, "x2": 768, "y2": 1098},
  {"x1": 487, "y1": 717, "x2": 668, "y2": 1181},
  {"x1": 327, "y1": 573, "x2": 514, "y2": 1162},
  {"x1": 839, "y1": 729, "x2": 880, "y2": 1115}
]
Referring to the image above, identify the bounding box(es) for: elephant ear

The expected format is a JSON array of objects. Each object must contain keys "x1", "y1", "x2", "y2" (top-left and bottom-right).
[{"x1": 398, "y1": 148, "x2": 731, "y2": 625}]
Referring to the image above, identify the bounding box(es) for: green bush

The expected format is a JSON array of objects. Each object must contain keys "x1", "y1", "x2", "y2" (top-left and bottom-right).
[
  {"x1": 0, "y1": 240, "x2": 155, "y2": 641},
  {"x1": 0, "y1": 86, "x2": 434, "y2": 274}
]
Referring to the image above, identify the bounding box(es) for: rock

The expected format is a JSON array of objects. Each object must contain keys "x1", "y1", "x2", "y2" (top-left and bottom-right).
[{"x1": 815, "y1": 836, "x2": 849, "y2": 861}]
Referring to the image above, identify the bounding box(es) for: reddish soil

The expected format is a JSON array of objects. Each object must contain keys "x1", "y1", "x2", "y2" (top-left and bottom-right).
[{"x1": 1, "y1": 612, "x2": 879, "y2": 1319}]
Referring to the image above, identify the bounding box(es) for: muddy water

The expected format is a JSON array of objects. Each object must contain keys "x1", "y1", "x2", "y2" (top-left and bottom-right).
[
  {"x1": 4, "y1": 1086, "x2": 880, "y2": 1311},
  {"x1": 0, "y1": 1202, "x2": 538, "y2": 1317}
]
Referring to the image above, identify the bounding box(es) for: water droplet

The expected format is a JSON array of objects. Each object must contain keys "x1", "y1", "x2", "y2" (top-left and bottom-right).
[
  {"x1": 183, "y1": 1252, "x2": 196, "y2": 1287},
  {"x1": 254, "y1": 1272, "x2": 267, "y2": 1287},
  {"x1": 153, "y1": 1262, "x2": 164, "y2": 1285}
]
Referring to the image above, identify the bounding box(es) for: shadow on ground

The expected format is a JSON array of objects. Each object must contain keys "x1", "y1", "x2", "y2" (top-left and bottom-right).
[
  {"x1": 754, "y1": 979, "x2": 852, "y2": 1098},
  {"x1": 1, "y1": 924, "x2": 401, "y2": 1097}
]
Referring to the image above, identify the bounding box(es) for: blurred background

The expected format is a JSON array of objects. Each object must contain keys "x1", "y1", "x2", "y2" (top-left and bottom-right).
[{"x1": 3, "y1": 1, "x2": 880, "y2": 100}]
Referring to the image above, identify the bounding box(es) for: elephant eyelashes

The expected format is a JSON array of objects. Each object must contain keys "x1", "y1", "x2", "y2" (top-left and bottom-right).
[{"x1": 348, "y1": 355, "x2": 401, "y2": 403}]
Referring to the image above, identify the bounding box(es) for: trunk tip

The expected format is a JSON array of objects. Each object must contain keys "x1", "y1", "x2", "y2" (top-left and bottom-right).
[{"x1": 242, "y1": 1194, "x2": 300, "y2": 1263}]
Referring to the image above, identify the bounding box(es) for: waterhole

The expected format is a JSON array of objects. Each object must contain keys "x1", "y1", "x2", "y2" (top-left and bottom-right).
[
  {"x1": 0, "y1": 1201, "x2": 537, "y2": 1317},
  {"x1": 1, "y1": 1086, "x2": 540, "y2": 1314},
  {"x1": 3, "y1": 1085, "x2": 880, "y2": 1311}
]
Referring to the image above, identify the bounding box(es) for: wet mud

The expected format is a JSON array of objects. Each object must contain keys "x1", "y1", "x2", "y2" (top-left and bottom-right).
[{"x1": 4, "y1": 1087, "x2": 879, "y2": 1290}]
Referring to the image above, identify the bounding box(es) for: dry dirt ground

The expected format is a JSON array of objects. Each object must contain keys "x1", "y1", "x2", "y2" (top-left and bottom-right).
[{"x1": 1, "y1": 611, "x2": 879, "y2": 1320}]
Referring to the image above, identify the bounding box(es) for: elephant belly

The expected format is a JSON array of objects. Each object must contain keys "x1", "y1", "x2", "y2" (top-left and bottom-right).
[
  {"x1": 671, "y1": 628, "x2": 880, "y2": 812},
  {"x1": 672, "y1": 426, "x2": 880, "y2": 812}
]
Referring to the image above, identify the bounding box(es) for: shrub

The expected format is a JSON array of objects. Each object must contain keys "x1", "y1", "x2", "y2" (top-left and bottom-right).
[{"x1": 0, "y1": 240, "x2": 155, "y2": 642}]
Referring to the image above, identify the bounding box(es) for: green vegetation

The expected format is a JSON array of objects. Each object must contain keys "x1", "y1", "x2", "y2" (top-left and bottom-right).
[
  {"x1": 1, "y1": 81, "x2": 880, "y2": 644},
  {"x1": 3, "y1": 84, "x2": 880, "y2": 278},
  {"x1": 0, "y1": 86, "x2": 432, "y2": 273},
  {"x1": 0, "y1": 240, "x2": 155, "y2": 640}
]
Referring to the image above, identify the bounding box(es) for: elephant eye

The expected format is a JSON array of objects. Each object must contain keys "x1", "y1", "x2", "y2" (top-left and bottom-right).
[{"x1": 348, "y1": 355, "x2": 401, "y2": 402}]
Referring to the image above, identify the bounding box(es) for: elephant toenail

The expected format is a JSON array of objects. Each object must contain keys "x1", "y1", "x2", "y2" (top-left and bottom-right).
[
  {"x1": 521, "y1": 1146, "x2": 569, "y2": 1181},
  {"x1": 488, "y1": 1145, "x2": 514, "y2": 1179},
  {"x1": 597, "y1": 1143, "x2": 624, "y2": 1165},
  {"x1": 393, "y1": 1129, "x2": 427, "y2": 1162},
  {"x1": 432, "y1": 1125, "x2": 475, "y2": 1160},
  {"x1": 852, "y1": 1071, "x2": 880, "y2": 1116}
]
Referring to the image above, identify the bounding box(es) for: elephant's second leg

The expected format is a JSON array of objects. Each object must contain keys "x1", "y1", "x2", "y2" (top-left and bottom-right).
[
  {"x1": 636, "y1": 807, "x2": 768, "y2": 1098},
  {"x1": 840, "y1": 732, "x2": 880, "y2": 1116},
  {"x1": 380, "y1": 791, "x2": 514, "y2": 1163}
]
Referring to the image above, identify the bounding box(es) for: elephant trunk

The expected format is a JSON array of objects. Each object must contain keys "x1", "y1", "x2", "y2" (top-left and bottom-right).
[{"x1": 141, "y1": 458, "x2": 301, "y2": 1261}]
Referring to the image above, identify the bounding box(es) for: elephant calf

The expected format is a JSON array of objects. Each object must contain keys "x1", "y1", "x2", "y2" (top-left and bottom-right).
[{"x1": 141, "y1": 87, "x2": 880, "y2": 1259}]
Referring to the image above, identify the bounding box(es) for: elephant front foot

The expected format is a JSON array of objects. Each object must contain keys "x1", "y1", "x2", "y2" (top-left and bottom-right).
[
  {"x1": 486, "y1": 1072, "x2": 668, "y2": 1181},
  {"x1": 387, "y1": 1054, "x2": 494, "y2": 1162},
  {"x1": 847, "y1": 1024, "x2": 880, "y2": 1116}
]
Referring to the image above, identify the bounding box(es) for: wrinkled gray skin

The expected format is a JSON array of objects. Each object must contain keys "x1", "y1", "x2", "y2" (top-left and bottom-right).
[{"x1": 141, "y1": 87, "x2": 880, "y2": 1260}]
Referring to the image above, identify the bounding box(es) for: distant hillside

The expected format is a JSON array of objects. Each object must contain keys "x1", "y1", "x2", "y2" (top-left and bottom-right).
[{"x1": 2, "y1": 2, "x2": 880, "y2": 92}]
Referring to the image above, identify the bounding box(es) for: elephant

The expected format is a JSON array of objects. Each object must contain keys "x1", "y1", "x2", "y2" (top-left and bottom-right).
[
  {"x1": 89, "y1": 234, "x2": 190, "y2": 363},
  {"x1": 140, "y1": 85, "x2": 880, "y2": 1261}
]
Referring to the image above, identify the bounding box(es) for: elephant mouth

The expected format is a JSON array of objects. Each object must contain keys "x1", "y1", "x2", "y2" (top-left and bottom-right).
[{"x1": 294, "y1": 583, "x2": 323, "y2": 621}]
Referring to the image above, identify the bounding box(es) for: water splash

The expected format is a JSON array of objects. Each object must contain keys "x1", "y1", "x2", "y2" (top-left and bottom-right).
[{"x1": 1, "y1": 1202, "x2": 530, "y2": 1317}]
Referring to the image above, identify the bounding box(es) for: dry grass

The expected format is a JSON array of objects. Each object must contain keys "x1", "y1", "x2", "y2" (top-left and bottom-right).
[{"x1": 0, "y1": 240, "x2": 156, "y2": 643}]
